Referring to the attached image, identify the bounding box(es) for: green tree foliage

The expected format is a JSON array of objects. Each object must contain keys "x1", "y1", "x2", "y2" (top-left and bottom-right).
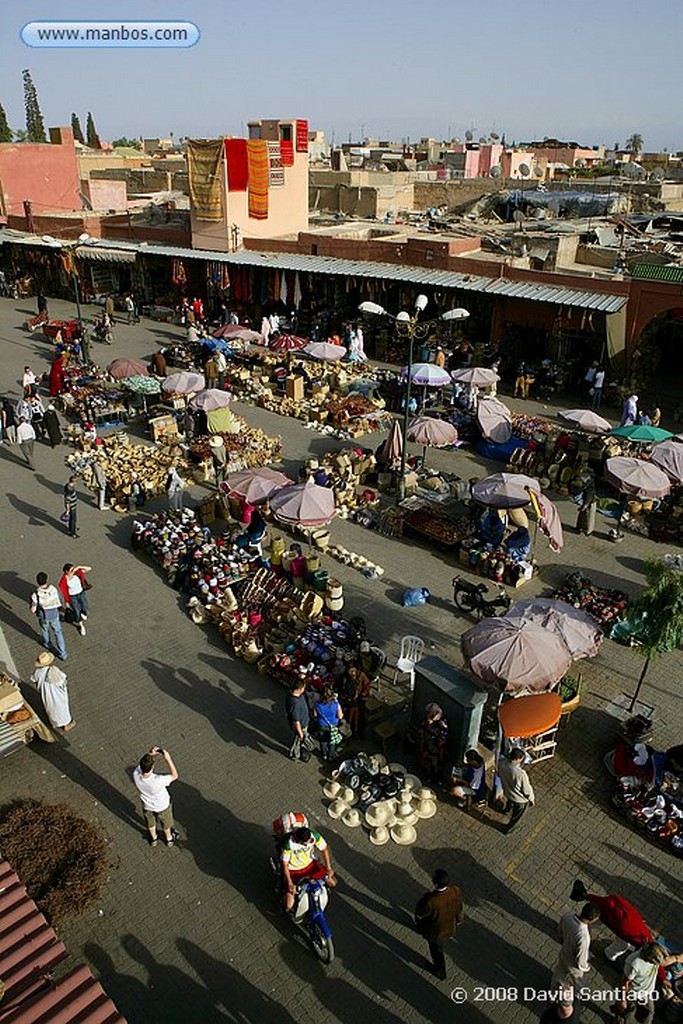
[
  {"x1": 71, "y1": 112, "x2": 84, "y2": 143},
  {"x1": 629, "y1": 557, "x2": 683, "y2": 708},
  {"x1": 625, "y1": 133, "x2": 644, "y2": 155},
  {"x1": 22, "y1": 69, "x2": 46, "y2": 142},
  {"x1": 0, "y1": 103, "x2": 12, "y2": 143},
  {"x1": 85, "y1": 111, "x2": 101, "y2": 149},
  {"x1": 112, "y1": 137, "x2": 142, "y2": 150}
]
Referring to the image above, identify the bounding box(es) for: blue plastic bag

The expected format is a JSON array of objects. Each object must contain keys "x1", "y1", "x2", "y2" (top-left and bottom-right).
[{"x1": 402, "y1": 587, "x2": 431, "y2": 608}]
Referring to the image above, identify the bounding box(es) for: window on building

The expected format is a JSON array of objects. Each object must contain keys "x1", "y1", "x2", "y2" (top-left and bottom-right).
[
  {"x1": 248, "y1": 125, "x2": 261, "y2": 140},
  {"x1": 279, "y1": 124, "x2": 293, "y2": 142}
]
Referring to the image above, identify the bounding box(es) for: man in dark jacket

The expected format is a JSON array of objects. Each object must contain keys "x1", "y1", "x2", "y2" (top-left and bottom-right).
[
  {"x1": 285, "y1": 681, "x2": 314, "y2": 762},
  {"x1": 415, "y1": 869, "x2": 464, "y2": 980}
]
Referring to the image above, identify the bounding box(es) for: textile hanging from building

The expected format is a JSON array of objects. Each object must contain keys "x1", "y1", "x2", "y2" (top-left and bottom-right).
[
  {"x1": 187, "y1": 140, "x2": 224, "y2": 221},
  {"x1": 295, "y1": 119, "x2": 309, "y2": 152},
  {"x1": 247, "y1": 139, "x2": 269, "y2": 220},
  {"x1": 172, "y1": 259, "x2": 187, "y2": 287},
  {"x1": 267, "y1": 141, "x2": 285, "y2": 187},
  {"x1": 224, "y1": 138, "x2": 248, "y2": 192},
  {"x1": 280, "y1": 139, "x2": 295, "y2": 166},
  {"x1": 207, "y1": 260, "x2": 231, "y2": 291}
]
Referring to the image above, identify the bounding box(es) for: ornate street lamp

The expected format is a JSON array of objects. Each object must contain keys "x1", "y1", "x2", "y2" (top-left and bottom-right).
[
  {"x1": 42, "y1": 232, "x2": 95, "y2": 363},
  {"x1": 359, "y1": 296, "x2": 470, "y2": 501}
]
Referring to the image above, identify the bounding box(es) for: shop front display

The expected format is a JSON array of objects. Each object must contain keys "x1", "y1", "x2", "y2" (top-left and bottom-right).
[{"x1": 67, "y1": 435, "x2": 191, "y2": 510}]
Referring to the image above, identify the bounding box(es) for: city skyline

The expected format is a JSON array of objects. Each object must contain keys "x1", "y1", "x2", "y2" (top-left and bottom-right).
[{"x1": 0, "y1": 0, "x2": 680, "y2": 151}]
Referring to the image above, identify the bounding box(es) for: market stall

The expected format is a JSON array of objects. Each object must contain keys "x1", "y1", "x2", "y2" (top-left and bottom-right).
[
  {"x1": 611, "y1": 734, "x2": 683, "y2": 856},
  {"x1": 0, "y1": 672, "x2": 54, "y2": 755},
  {"x1": 67, "y1": 434, "x2": 191, "y2": 511},
  {"x1": 552, "y1": 571, "x2": 629, "y2": 629},
  {"x1": 498, "y1": 693, "x2": 562, "y2": 763}
]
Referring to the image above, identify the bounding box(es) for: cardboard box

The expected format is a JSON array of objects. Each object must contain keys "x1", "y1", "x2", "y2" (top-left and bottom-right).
[
  {"x1": 0, "y1": 678, "x2": 22, "y2": 714},
  {"x1": 149, "y1": 415, "x2": 178, "y2": 443},
  {"x1": 286, "y1": 375, "x2": 304, "y2": 402}
]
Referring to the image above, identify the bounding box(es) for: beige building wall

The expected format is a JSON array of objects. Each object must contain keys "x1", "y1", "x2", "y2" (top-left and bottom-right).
[{"x1": 191, "y1": 119, "x2": 309, "y2": 251}]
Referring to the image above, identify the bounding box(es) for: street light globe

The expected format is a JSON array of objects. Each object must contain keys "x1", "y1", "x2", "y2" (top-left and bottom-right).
[
  {"x1": 442, "y1": 308, "x2": 470, "y2": 321},
  {"x1": 414, "y1": 294, "x2": 428, "y2": 311},
  {"x1": 396, "y1": 311, "x2": 411, "y2": 322},
  {"x1": 358, "y1": 301, "x2": 385, "y2": 316}
]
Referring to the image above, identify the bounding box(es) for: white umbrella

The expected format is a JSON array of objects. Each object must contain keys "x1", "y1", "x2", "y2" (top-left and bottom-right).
[
  {"x1": 270, "y1": 481, "x2": 336, "y2": 527},
  {"x1": 605, "y1": 457, "x2": 671, "y2": 500},
  {"x1": 558, "y1": 409, "x2": 611, "y2": 434},
  {"x1": 190, "y1": 389, "x2": 232, "y2": 411},
  {"x1": 472, "y1": 473, "x2": 541, "y2": 509},
  {"x1": 505, "y1": 598, "x2": 603, "y2": 660},
  {"x1": 162, "y1": 372, "x2": 206, "y2": 395},
  {"x1": 304, "y1": 341, "x2": 346, "y2": 362},
  {"x1": 451, "y1": 366, "x2": 500, "y2": 387},
  {"x1": 401, "y1": 363, "x2": 452, "y2": 387},
  {"x1": 477, "y1": 397, "x2": 512, "y2": 443}
]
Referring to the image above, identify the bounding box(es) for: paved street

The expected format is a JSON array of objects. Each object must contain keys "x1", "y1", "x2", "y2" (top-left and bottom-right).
[{"x1": 0, "y1": 296, "x2": 680, "y2": 1024}]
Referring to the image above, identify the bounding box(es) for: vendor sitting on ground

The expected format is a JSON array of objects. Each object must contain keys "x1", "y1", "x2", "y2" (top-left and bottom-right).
[
  {"x1": 480, "y1": 508, "x2": 506, "y2": 547},
  {"x1": 451, "y1": 749, "x2": 488, "y2": 809},
  {"x1": 505, "y1": 525, "x2": 531, "y2": 563}
]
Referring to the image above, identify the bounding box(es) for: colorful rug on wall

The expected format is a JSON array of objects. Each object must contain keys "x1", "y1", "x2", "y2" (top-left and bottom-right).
[
  {"x1": 247, "y1": 139, "x2": 269, "y2": 219},
  {"x1": 280, "y1": 139, "x2": 294, "y2": 166},
  {"x1": 296, "y1": 119, "x2": 309, "y2": 152},
  {"x1": 187, "y1": 139, "x2": 224, "y2": 220},
  {"x1": 267, "y1": 141, "x2": 284, "y2": 186},
  {"x1": 225, "y1": 138, "x2": 248, "y2": 192}
]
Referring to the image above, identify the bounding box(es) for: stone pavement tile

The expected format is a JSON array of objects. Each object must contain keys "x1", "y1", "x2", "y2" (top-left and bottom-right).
[{"x1": 0, "y1": 296, "x2": 680, "y2": 1024}]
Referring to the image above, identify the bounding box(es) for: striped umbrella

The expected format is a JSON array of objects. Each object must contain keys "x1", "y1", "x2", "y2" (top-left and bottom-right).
[
  {"x1": 268, "y1": 334, "x2": 308, "y2": 352},
  {"x1": 401, "y1": 363, "x2": 452, "y2": 387}
]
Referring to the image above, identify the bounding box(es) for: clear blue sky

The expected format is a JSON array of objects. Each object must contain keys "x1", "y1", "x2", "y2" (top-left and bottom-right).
[{"x1": 1, "y1": 0, "x2": 681, "y2": 150}]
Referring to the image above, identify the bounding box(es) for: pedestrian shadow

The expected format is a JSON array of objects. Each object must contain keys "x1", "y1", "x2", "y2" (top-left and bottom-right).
[
  {"x1": 0, "y1": 448, "x2": 30, "y2": 470},
  {"x1": 34, "y1": 472, "x2": 69, "y2": 497},
  {"x1": 83, "y1": 943, "x2": 171, "y2": 1024},
  {"x1": 177, "y1": 939, "x2": 298, "y2": 1023},
  {"x1": 0, "y1": 599, "x2": 41, "y2": 645},
  {"x1": 141, "y1": 656, "x2": 284, "y2": 757},
  {"x1": 6, "y1": 492, "x2": 64, "y2": 530}
]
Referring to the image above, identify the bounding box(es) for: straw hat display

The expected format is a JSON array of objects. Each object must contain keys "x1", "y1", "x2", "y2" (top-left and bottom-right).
[
  {"x1": 414, "y1": 795, "x2": 438, "y2": 819},
  {"x1": 323, "y1": 780, "x2": 343, "y2": 800},
  {"x1": 391, "y1": 822, "x2": 418, "y2": 846},
  {"x1": 403, "y1": 774, "x2": 423, "y2": 793},
  {"x1": 395, "y1": 798, "x2": 418, "y2": 826},
  {"x1": 327, "y1": 798, "x2": 349, "y2": 819},
  {"x1": 417, "y1": 787, "x2": 436, "y2": 802},
  {"x1": 369, "y1": 825, "x2": 390, "y2": 846},
  {"x1": 339, "y1": 786, "x2": 358, "y2": 806},
  {"x1": 342, "y1": 808, "x2": 362, "y2": 828},
  {"x1": 364, "y1": 802, "x2": 394, "y2": 829}
]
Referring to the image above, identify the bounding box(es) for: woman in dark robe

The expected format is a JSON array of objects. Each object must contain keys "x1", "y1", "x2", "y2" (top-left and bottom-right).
[{"x1": 43, "y1": 404, "x2": 63, "y2": 447}]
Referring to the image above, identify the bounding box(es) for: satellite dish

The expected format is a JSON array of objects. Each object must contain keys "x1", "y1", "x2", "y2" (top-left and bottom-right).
[
  {"x1": 478, "y1": 136, "x2": 487, "y2": 144},
  {"x1": 465, "y1": 130, "x2": 473, "y2": 142},
  {"x1": 650, "y1": 167, "x2": 665, "y2": 182},
  {"x1": 513, "y1": 210, "x2": 525, "y2": 223},
  {"x1": 534, "y1": 166, "x2": 544, "y2": 178},
  {"x1": 518, "y1": 163, "x2": 531, "y2": 178},
  {"x1": 575, "y1": 158, "x2": 586, "y2": 169},
  {"x1": 490, "y1": 132, "x2": 500, "y2": 141},
  {"x1": 490, "y1": 165, "x2": 502, "y2": 178},
  {"x1": 453, "y1": 137, "x2": 461, "y2": 144},
  {"x1": 622, "y1": 162, "x2": 638, "y2": 178}
]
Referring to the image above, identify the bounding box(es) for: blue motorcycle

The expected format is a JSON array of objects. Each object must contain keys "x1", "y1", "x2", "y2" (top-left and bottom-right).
[{"x1": 271, "y1": 859, "x2": 335, "y2": 963}]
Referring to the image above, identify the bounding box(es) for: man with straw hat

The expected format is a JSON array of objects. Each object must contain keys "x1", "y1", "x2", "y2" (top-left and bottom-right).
[
  {"x1": 414, "y1": 869, "x2": 465, "y2": 981},
  {"x1": 30, "y1": 652, "x2": 75, "y2": 732}
]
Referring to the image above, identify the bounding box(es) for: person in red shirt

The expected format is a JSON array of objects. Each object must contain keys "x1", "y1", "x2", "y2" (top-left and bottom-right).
[{"x1": 570, "y1": 879, "x2": 651, "y2": 960}]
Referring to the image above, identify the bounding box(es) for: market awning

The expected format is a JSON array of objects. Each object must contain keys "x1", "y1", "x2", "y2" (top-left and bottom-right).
[{"x1": 75, "y1": 247, "x2": 136, "y2": 264}]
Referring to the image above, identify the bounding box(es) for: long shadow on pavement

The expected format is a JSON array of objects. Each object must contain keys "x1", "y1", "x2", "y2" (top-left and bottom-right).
[{"x1": 7, "y1": 491, "x2": 64, "y2": 530}]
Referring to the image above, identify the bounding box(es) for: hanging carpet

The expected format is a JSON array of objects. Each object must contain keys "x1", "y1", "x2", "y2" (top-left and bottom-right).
[
  {"x1": 247, "y1": 139, "x2": 269, "y2": 219},
  {"x1": 187, "y1": 139, "x2": 224, "y2": 220}
]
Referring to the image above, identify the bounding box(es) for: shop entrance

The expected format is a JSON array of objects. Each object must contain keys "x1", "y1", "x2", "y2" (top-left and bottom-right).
[{"x1": 633, "y1": 308, "x2": 683, "y2": 421}]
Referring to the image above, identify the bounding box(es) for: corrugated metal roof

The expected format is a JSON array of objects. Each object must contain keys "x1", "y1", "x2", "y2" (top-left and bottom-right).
[
  {"x1": 75, "y1": 247, "x2": 136, "y2": 264},
  {"x1": 0, "y1": 229, "x2": 628, "y2": 312},
  {"x1": 0, "y1": 860, "x2": 126, "y2": 1024},
  {"x1": 631, "y1": 262, "x2": 683, "y2": 283},
  {"x1": 485, "y1": 278, "x2": 628, "y2": 313}
]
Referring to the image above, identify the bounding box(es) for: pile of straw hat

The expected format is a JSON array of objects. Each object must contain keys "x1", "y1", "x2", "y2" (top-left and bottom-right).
[{"x1": 322, "y1": 769, "x2": 440, "y2": 848}]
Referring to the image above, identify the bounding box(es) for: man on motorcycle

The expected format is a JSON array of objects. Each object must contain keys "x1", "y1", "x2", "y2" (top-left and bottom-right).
[{"x1": 280, "y1": 826, "x2": 336, "y2": 912}]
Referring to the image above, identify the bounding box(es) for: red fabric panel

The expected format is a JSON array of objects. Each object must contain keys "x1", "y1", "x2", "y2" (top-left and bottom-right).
[
  {"x1": 295, "y1": 119, "x2": 309, "y2": 152},
  {"x1": 224, "y1": 139, "x2": 248, "y2": 192},
  {"x1": 280, "y1": 140, "x2": 294, "y2": 166}
]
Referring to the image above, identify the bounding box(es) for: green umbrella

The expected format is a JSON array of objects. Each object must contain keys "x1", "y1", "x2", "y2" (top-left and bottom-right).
[{"x1": 609, "y1": 424, "x2": 673, "y2": 443}]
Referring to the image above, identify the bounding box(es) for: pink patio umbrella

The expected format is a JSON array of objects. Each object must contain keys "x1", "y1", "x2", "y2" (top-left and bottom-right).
[
  {"x1": 451, "y1": 366, "x2": 500, "y2": 387},
  {"x1": 213, "y1": 325, "x2": 265, "y2": 344},
  {"x1": 270, "y1": 480, "x2": 336, "y2": 527},
  {"x1": 219, "y1": 467, "x2": 292, "y2": 505},
  {"x1": 472, "y1": 472, "x2": 541, "y2": 509},
  {"x1": 650, "y1": 439, "x2": 683, "y2": 484},
  {"x1": 604, "y1": 457, "x2": 671, "y2": 500},
  {"x1": 504, "y1": 598, "x2": 603, "y2": 660},
  {"x1": 108, "y1": 358, "x2": 149, "y2": 379},
  {"x1": 558, "y1": 408, "x2": 611, "y2": 434},
  {"x1": 190, "y1": 389, "x2": 232, "y2": 411},
  {"x1": 462, "y1": 618, "x2": 572, "y2": 695},
  {"x1": 304, "y1": 341, "x2": 346, "y2": 362},
  {"x1": 407, "y1": 416, "x2": 458, "y2": 464},
  {"x1": 162, "y1": 371, "x2": 206, "y2": 395},
  {"x1": 268, "y1": 334, "x2": 308, "y2": 353},
  {"x1": 476, "y1": 397, "x2": 512, "y2": 444},
  {"x1": 401, "y1": 363, "x2": 452, "y2": 387},
  {"x1": 377, "y1": 419, "x2": 404, "y2": 469}
]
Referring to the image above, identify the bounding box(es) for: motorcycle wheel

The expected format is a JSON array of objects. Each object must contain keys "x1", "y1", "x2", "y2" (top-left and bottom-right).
[
  {"x1": 454, "y1": 590, "x2": 476, "y2": 614},
  {"x1": 311, "y1": 923, "x2": 335, "y2": 964}
]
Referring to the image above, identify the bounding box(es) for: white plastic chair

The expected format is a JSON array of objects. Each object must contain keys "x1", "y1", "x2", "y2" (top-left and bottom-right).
[{"x1": 392, "y1": 635, "x2": 425, "y2": 691}]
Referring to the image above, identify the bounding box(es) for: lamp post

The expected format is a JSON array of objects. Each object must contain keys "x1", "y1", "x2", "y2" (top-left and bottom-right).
[
  {"x1": 42, "y1": 233, "x2": 94, "y2": 364},
  {"x1": 359, "y1": 297, "x2": 470, "y2": 502}
]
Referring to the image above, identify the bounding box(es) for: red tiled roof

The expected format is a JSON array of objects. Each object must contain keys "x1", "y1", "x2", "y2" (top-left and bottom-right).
[{"x1": 0, "y1": 965, "x2": 126, "y2": 1024}]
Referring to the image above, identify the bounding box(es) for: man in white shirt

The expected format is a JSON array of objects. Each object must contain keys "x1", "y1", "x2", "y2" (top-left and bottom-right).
[
  {"x1": 551, "y1": 903, "x2": 600, "y2": 1008},
  {"x1": 133, "y1": 747, "x2": 179, "y2": 847},
  {"x1": 616, "y1": 942, "x2": 683, "y2": 1023},
  {"x1": 22, "y1": 366, "x2": 37, "y2": 391},
  {"x1": 17, "y1": 418, "x2": 36, "y2": 469},
  {"x1": 214, "y1": 349, "x2": 227, "y2": 389},
  {"x1": 30, "y1": 572, "x2": 68, "y2": 660},
  {"x1": 591, "y1": 367, "x2": 605, "y2": 410}
]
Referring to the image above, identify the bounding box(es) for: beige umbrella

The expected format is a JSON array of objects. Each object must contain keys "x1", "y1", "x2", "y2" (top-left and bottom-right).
[
  {"x1": 504, "y1": 598, "x2": 602, "y2": 660},
  {"x1": 477, "y1": 397, "x2": 512, "y2": 443},
  {"x1": 605, "y1": 457, "x2": 671, "y2": 500},
  {"x1": 462, "y1": 618, "x2": 572, "y2": 694}
]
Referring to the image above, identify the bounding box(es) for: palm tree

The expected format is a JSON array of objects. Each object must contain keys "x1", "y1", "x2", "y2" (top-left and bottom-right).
[
  {"x1": 624, "y1": 133, "x2": 644, "y2": 155},
  {"x1": 628, "y1": 557, "x2": 683, "y2": 710}
]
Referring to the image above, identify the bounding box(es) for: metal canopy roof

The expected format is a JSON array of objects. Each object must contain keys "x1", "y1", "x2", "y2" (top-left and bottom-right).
[{"x1": 0, "y1": 229, "x2": 628, "y2": 313}]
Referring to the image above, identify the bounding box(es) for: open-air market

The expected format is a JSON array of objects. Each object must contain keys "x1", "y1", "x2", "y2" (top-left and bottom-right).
[{"x1": 0, "y1": 6, "x2": 682, "y2": 1024}]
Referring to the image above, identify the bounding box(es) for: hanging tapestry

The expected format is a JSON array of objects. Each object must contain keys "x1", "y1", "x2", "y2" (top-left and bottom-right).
[
  {"x1": 280, "y1": 139, "x2": 294, "y2": 166},
  {"x1": 224, "y1": 138, "x2": 248, "y2": 192},
  {"x1": 187, "y1": 140, "x2": 224, "y2": 220},
  {"x1": 171, "y1": 259, "x2": 187, "y2": 287},
  {"x1": 267, "y1": 141, "x2": 284, "y2": 187},
  {"x1": 247, "y1": 139, "x2": 269, "y2": 220},
  {"x1": 295, "y1": 119, "x2": 309, "y2": 152}
]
